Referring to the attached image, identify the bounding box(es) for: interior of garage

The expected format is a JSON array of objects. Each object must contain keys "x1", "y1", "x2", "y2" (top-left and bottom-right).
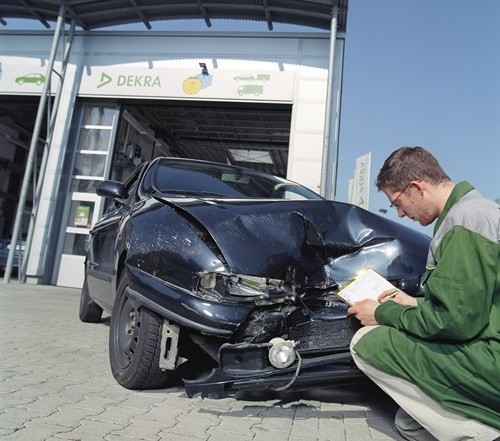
[
  {"x1": 0, "y1": 97, "x2": 45, "y2": 241},
  {"x1": 114, "y1": 100, "x2": 291, "y2": 181}
]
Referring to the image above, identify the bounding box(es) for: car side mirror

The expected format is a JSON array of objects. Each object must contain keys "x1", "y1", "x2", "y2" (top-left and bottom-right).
[{"x1": 96, "y1": 180, "x2": 127, "y2": 199}]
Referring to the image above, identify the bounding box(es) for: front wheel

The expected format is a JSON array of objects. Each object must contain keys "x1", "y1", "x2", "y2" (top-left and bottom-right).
[{"x1": 109, "y1": 273, "x2": 171, "y2": 389}]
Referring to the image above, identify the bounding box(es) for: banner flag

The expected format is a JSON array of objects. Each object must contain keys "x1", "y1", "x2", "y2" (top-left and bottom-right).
[{"x1": 350, "y1": 152, "x2": 371, "y2": 210}]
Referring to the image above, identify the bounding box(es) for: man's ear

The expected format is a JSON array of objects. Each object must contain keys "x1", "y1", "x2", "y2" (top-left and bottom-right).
[{"x1": 411, "y1": 180, "x2": 426, "y2": 195}]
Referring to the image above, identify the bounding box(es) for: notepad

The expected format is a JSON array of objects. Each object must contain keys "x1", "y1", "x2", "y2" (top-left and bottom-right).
[{"x1": 336, "y1": 268, "x2": 396, "y2": 306}]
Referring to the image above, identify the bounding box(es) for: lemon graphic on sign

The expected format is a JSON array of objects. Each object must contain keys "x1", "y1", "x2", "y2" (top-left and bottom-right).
[{"x1": 182, "y1": 76, "x2": 202, "y2": 95}]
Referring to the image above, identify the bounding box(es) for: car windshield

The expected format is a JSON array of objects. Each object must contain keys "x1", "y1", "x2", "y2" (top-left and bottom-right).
[{"x1": 142, "y1": 158, "x2": 322, "y2": 200}]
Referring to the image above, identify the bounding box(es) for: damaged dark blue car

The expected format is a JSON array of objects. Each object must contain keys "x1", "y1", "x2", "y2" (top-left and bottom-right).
[{"x1": 80, "y1": 157, "x2": 430, "y2": 398}]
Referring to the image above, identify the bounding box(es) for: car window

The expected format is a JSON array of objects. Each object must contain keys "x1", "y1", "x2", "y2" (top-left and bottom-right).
[{"x1": 144, "y1": 159, "x2": 322, "y2": 200}]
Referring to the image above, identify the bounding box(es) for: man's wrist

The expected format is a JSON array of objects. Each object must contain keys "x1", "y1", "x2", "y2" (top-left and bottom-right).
[{"x1": 374, "y1": 300, "x2": 402, "y2": 326}]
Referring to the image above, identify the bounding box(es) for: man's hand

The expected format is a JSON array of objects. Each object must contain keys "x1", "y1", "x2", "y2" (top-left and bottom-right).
[
  {"x1": 347, "y1": 289, "x2": 418, "y2": 326},
  {"x1": 378, "y1": 288, "x2": 418, "y2": 307},
  {"x1": 347, "y1": 299, "x2": 380, "y2": 326}
]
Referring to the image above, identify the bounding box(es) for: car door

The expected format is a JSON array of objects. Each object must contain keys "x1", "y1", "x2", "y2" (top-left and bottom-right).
[{"x1": 86, "y1": 166, "x2": 144, "y2": 308}]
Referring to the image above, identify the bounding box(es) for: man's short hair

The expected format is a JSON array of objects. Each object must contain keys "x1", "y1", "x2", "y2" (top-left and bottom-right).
[{"x1": 376, "y1": 146, "x2": 450, "y2": 192}]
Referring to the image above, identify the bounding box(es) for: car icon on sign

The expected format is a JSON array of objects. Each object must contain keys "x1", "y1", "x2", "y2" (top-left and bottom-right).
[
  {"x1": 15, "y1": 73, "x2": 46, "y2": 85},
  {"x1": 233, "y1": 74, "x2": 255, "y2": 82}
]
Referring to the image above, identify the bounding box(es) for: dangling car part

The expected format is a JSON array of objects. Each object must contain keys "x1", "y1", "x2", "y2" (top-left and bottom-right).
[{"x1": 80, "y1": 157, "x2": 430, "y2": 398}]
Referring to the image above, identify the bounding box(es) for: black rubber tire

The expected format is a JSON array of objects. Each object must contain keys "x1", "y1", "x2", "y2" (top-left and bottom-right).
[
  {"x1": 109, "y1": 273, "x2": 171, "y2": 390},
  {"x1": 79, "y1": 277, "x2": 103, "y2": 323}
]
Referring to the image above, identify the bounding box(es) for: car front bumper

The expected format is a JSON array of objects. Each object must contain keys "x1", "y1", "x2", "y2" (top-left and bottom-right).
[{"x1": 184, "y1": 342, "x2": 365, "y2": 398}]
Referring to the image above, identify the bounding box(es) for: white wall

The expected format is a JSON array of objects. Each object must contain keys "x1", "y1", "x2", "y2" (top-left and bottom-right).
[{"x1": 1, "y1": 31, "x2": 333, "y2": 190}]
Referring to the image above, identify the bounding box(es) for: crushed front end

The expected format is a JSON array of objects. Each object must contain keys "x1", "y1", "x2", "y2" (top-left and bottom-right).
[
  {"x1": 184, "y1": 292, "x2": 364, "y2": 398},
  {"x1": 127, "y1": 197, "x2": 429, "y2": 398}
]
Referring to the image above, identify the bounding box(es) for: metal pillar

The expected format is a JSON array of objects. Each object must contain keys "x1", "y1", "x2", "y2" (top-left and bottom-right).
[
  {"x1": 19, "y1": 19, "x2": 76, "y2": 283},
  {"x1": 3, "y1": 5, "x2": 68, "y2": 284},
  {"x1": 320, "y1": 7, "x2": 339, "y2": 200}
]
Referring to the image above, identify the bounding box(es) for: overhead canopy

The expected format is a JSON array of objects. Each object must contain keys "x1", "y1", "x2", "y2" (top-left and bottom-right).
[{"x1": 0, "y1": 0, "x2": 347, "y2": 31}]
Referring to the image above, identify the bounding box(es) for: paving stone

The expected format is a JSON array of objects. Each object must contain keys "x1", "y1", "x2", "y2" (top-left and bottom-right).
[
  {"x1": 16, "y1": 394, "x2": 79, "y2": 412},
  {"x1": 205, "y1": 427, "x2": 255, "y2": 441},
  {"x1": 72, "y1": 395, "x2": 124, "y2": 411},
  {"x1": 118, "y1": 394, "x2": 171, "y2": 411},
  {"x1": 35, "y1": 404, "x2": 103, "y2": 427},
  {"x1": 252, "y1": 415, "x2": 293, "y2": 432},
  {"x1": 88, "y1": 404, "x2": 144, "y2": 425},
  {"x1": 171, "y1": 412, "x2": 222, "y2": 438},
  {"x1": 0, "y1": 407, "x2": 54, "y2": 430},
  {"x1": 0, "y1": 375, "x2": 45, "y2": 392},
  {"x1": 0, "y1": 428, "x2": 14, "y2": 437},
  {"x1": 112, "y1": 416, "x2": 170, "y2": 440},
  {"x1": 158, "y1": 432, "x2": 208, "y2": 441},
  {"x1": 2, "y1": 389, "x2": 39, "y2": 407},
  {"x1": 55, "y1": 418, "x2": 123, "y2": 440},
  {"x1": 140, "y1": 404, "x2": 187, "y2": 421},
  {"x1": 0, "y1": 422, "x2": 72, "y2": 440},
  {"x1": 288, "y1": 432, "x2": 335, "y2": 441},
  {"x1": 252, "y1": 428, "x2": 291, "y2": 441},
  {"x1": 208, "y1": 415, "x2": 261, "y2": 436}
]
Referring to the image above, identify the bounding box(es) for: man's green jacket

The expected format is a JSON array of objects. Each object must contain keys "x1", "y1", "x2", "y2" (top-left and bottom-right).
[{"x1": 354, "y1": 181, "x2": 500, "y2": 429}]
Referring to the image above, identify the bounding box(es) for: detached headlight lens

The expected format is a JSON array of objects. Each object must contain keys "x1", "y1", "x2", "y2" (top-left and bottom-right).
[
  {"x1": 268, "y1": 338, "x2": 296, "y2": 369},
  {"x1": 227, "y1": 274, "x2": 284, "y2": 297},
  {"x1": 200, "y1": 272, "x2": 217, "y2": 289}
]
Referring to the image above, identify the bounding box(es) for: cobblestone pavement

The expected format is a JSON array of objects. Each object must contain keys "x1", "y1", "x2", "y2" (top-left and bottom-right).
[{"x1": 0, "y1": 282, "x2": 404, "y2": 441}]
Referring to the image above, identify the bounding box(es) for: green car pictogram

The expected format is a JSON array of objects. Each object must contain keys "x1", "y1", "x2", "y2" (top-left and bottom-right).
[{"x1": 15, "y1": 73, "x2": 46, "y2": 85}]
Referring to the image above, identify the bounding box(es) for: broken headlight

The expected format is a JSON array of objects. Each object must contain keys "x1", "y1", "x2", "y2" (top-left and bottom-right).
[
  {"x1": 198, "y1": 272, "x2": 290, "y2": 302},
  {"x1": 227, "y1": 274, "x2": 284, "y2": 297}
]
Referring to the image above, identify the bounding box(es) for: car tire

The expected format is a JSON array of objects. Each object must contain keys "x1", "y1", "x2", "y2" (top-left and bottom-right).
[
  {"x1": 79, "y1": 278, "x2": 103, "y2": 323},
  {"x1": 109, "y1": 273, "x2": 171, "y2": 390}
]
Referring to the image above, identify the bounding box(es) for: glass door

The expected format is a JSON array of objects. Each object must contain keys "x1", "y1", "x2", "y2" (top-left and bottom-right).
[{"x1": 56, "y1": 104, "x2": 120, "y2": 287}]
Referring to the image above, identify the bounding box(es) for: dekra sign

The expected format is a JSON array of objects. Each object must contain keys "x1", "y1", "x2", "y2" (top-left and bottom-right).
[
  {"x1": 117, "y1": 74, "x2": 161, "y2": 87},
  {"x1": 97, "y1": 72, "x2": 161, "y2": 88}
]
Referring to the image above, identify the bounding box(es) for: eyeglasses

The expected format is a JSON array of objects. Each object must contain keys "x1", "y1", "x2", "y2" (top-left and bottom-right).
[{"x1": 389, "y1": 182, "x2": 412, "y2": 209}]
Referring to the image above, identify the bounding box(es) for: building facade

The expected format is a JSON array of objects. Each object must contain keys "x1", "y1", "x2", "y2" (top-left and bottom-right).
[{"x1": 0, "y1": 30, "x2": 344, "y2": 287}]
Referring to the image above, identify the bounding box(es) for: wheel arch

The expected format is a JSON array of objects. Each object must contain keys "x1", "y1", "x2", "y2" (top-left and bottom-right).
[{"x1": 115, "y1": 249, "x2": 128, "y2": 293}]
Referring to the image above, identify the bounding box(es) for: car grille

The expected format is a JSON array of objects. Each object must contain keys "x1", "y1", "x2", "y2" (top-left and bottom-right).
[{"x1": 289, "y1": 317, "x2": 361, "y2": 354}]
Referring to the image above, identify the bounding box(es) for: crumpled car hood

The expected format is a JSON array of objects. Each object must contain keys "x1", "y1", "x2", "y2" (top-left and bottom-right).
[{"x1": 156, "y1": 196, "x2": 430, "y2": 289}]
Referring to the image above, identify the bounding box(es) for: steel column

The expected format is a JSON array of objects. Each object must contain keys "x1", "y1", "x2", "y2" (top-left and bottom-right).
[
  {"x1": 19, "y1": 18, "x2": 76, "y2": 283},
  {"x1": 320, "y1": 7, "x2": 339, "y2": 200},
  {"x1": 3, "y1": 5, "x2": 66, "y2": 283}
]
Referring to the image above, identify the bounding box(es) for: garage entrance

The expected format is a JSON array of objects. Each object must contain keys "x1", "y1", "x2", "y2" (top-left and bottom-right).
[{"x1": 55, "y1": 98, "x2": 292, "y2": 287}]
